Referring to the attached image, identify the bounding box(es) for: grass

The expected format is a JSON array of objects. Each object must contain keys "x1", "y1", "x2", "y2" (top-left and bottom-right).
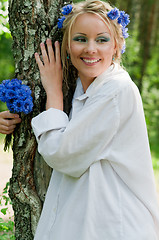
[
  {"x1": 0, "y1": 218, "x2": 15, "y2": 240},
  {"x1": 0, "y1": 183, "x2": 15, "y2": 240}
]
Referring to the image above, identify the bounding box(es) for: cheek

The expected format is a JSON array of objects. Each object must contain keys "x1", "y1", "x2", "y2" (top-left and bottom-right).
[
  {"x1": 102, "y1": 42, "x2": 114, "y2": 51},
  {"x1": 70, "y1": 43, "x2": 83, "y2": 58},
  {"x1": 101, "y1": 44, "x2": 115, "y2": 58}
]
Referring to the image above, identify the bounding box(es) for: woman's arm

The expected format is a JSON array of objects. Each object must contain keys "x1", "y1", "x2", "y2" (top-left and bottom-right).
[
  {"x1": 32, "y1": 93, "x2": 119, "y2": 178},
  {"x1": 0, "y1": 111, "x2": 21, "y2": 134}
]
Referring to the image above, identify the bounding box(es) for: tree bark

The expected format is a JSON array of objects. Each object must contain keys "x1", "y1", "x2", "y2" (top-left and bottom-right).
[{"x1": 8, "y1": 0, "x2": 76, "y2": 239}]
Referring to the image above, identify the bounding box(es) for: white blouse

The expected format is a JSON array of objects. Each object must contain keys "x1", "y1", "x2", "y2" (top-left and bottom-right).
[{"x1": 32, "y1": 64, "x2": 159, "y2": 240}]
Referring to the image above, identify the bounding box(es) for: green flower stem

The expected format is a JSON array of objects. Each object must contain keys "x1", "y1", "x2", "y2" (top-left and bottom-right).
[{"x1": 4, "y1": 133, "x2": 13, "y2": 152}]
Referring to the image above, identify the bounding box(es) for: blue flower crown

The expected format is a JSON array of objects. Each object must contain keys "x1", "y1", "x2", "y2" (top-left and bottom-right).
[
  {"x1": 57, "y1": 4, "x2": 73, "y2": 29},
  {"x1": 107, "y1": 8, "x2": 130, "y2": 53},
  {"x1": 57, "y1": 4, "x2": 130, "y2": 54}
]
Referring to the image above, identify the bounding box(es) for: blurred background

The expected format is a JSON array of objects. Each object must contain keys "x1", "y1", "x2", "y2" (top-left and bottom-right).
[{"x1": 0, "y1": 0, "x2": 159, "y2": 195}]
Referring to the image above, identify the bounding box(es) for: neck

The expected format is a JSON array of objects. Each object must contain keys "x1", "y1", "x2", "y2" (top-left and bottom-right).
[{"x1": 80, "y1": 76, "x2": 95, "y2": 93}]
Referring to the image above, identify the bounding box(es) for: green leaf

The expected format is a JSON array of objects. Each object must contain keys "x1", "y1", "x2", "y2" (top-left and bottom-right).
[
  {"x1": 2, "y1": 195, "x2": 10, "y2": 205},
  {"x1": 1, "y1": 207, "x2": 8, "y2": 215},
  {"x1": 3, "y1": 182, "x2": 10, "y2": 193}
]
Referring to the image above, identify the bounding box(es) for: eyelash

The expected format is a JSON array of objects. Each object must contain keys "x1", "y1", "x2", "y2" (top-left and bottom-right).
[
  {"x1": 73, "y1": 37, "x2": 87, "y2": 42},
  {"x1": 73, "y1": 37, "x2": 110, "y2": 43},
  {"x1": 96, "y1": 38, "x2": 110, "y2": 43}
]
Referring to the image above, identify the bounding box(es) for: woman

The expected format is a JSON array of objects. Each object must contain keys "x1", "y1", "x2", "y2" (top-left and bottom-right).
[
  {"x1": 32, "y1": 0, "x2": 159, "y2": 239},
  {"x1": 0, "y1": 111, "x2": 21, "y2": 134}
]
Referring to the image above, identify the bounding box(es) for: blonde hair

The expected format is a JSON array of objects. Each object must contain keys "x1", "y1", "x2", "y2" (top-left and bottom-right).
[{"x1": 61, "y1": 0, "x2": 125, "y2": 84}]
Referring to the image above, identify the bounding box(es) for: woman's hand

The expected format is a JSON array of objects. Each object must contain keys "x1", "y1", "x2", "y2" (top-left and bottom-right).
[
  {"x1": 0, "y1": 111, "x2": 21, "y2": 134},
  {"x1": 35, "y1": 39, "x2": 63, "y2": 110}
]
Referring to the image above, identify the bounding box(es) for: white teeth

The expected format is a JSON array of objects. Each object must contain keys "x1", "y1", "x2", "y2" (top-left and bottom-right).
[{"x1": 82, "y1": 58, "x2": 100, "y2": 63}]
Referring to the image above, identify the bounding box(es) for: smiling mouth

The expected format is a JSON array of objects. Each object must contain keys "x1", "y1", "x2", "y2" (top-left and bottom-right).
[{"x1": 81, "y1": 58, "x2": 101, "y2": 64}]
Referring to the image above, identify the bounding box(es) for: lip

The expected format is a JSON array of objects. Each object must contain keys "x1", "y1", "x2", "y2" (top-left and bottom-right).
[{"x1": 81, "y1": 57, "x2": 101, "y2": 66}]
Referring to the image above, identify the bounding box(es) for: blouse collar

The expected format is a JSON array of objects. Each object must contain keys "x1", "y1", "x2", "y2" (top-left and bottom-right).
[{"x1": 74, "y1": 63, "x2": 125, "y2": 101}]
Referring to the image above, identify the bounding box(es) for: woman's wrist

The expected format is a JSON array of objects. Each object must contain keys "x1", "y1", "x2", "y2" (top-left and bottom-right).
[{"x1": 46, "y1": 90, "x2": 63, "y2": 111}]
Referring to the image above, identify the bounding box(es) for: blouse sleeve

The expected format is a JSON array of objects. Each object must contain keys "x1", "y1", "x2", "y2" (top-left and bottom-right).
[{"x1": 31, "y1": 92, "x2": 120, "y2": 178}]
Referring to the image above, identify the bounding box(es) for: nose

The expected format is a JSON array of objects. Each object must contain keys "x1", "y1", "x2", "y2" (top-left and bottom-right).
[{"x1": 84, "y1": 40, "x2": 97, "y2": 54}]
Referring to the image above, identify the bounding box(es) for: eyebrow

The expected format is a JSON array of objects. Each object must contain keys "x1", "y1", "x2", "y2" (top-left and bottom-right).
[
  {"x1": 74, "y1": 33, "x2": 87, "y2": 35},
  {"x1": 97, "y1": 32, "x2": 110, "y2": 35},
  {"x1": 73, "y1": 32, "x2": 110, "y2": 36}
]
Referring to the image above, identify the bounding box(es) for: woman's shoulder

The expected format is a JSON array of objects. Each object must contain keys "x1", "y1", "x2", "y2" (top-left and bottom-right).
[{"x1": 98, "y1": 64, "x2": 139, "y2": 99}]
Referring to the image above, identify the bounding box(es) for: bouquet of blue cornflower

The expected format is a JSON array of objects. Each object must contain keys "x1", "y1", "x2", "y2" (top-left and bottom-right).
[
  {"x1": 0, "y1": 78, "x2": 33, "y2": 151},
  {"x1": 0, "y1": 78, "x2": 33, "y2": 114}
]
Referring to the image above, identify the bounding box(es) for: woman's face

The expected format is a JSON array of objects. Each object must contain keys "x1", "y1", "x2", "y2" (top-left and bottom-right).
[{"x1": 68, "y1": 13, "x2": 116, "y2": 84}]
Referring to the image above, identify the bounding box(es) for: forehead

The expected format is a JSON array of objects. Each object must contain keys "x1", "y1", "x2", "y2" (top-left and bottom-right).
[{"x1": 71, "y1": 13, "x2": 111, "y2": 35}]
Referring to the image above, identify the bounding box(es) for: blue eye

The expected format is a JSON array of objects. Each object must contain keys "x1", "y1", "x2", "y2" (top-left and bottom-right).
[
  {"x1": 72, "y1": 36, "x2": 87, "y2": 42},
  {"x1": 96, "y1": 37, "x2": 110, "y2": 43}
]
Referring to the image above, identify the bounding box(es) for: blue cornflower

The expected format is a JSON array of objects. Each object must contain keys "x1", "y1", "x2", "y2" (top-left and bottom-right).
[
  {"x1": 10, "y1": 78, "x2": 22, "y2": 85},
  {"x1": 118, "y1": 11, "x2": 130, "y2": 27},
  {"x1": 107, "y1": 8, "x2": 120, "y2": 20},
  {"x1": 2, "y1": 79, "x2": 10, "y2": 87},
  {"x1": 0, "y1": 85, "x2": 7, "y2": 102},
  {"x1": 21, "y1": 85, "x2": 32, "y2": 95},
  {"x1": 6, "y1": 89, "x2": 16, "y2": 100},
  {"x1": 13, "y1": 99, "x2": 23, "y2": 113},
  {"x1": 16, "y1": 89, "x2": 28, "y2": 100},
  {"x1": 6, "y1": 99, "x2": 15, "y2": 113},
  {"x1": 7, "y1": 78, "x2": 22, "y2": 90},
  {"x1": 107, "y1": 7, "x2": 130, "y2": 50},
  {"x1": 62, "y1": 4, "x2": 73, "y2": 15},
  {"x1": 57, "y1": 16, "x2": 66, "y2": 29},
  {"x1": 122, "y1": 27, "x2": 129, "y2": 39},
  {"x1": 121, "y1": 44, "x2": 126, "y2": 54},
  {"x1": 22, "y1": 98, "x2": 33, "y2": 114}
]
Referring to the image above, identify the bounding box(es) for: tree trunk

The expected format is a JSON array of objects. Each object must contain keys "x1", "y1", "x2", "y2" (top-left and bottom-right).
[
  {"x1": 8, "y1": 0, "x2": 75, "y2": 239},
  {"x1": 137, "y1": 0, "x2": 156, "y2": 93}
]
